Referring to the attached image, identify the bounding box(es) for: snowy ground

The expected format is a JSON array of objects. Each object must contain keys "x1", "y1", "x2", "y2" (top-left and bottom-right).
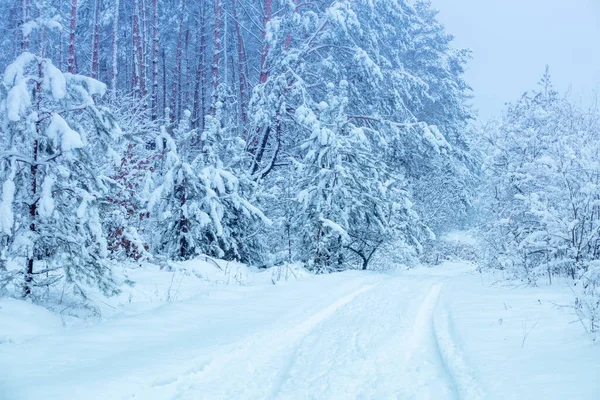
[{"x1": 1, "y1": 260, "x2": 599, "y2": 400}]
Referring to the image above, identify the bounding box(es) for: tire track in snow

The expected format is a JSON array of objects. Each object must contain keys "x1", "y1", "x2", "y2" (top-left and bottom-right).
[
  {"x1": 433, "y1": 304, "x2": 486, "y2": 400},
  {"x1": 283, "y1": 283, "x2": 377, "y2": 336},
  {"x1": 407, "y1": 280, "x2": 485, "y2": 399},
  {"x1": 267, "y1": 283, "x2": 398, "y2": 400},
  {"x1": 393, "y1": 281, "x2": 459, "y2": 399},
  {"x1": 405, "y1": 280, "x2": 484, "y2": 400},
  {"x1": 270, "y1": 278, "x2": 456, "y2": 400},
  {"x1": 402, "y1": 282, "x2": 445, "y2": 364},
  {"x1": 158, "y1": 283, "x2": 378, "y2": 399},
  {"x1": 266, "y1": 285, "x2": 378, "y2": 399},
  {"x1": 153, "y1": 276, "x2": 483, "y2": 400}
]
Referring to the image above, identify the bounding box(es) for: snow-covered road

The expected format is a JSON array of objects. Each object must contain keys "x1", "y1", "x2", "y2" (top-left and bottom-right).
[
  {"x1": 160, "y1": 277, "x2": 472, "y2": 400},
  {"x1": 1, "y1": 263, "x2": 599, "y2": 399}
]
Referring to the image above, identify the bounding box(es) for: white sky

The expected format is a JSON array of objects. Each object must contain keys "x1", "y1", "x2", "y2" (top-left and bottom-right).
[{"x1": 430, "y1": 0, "x2": 600, "y2": 120}]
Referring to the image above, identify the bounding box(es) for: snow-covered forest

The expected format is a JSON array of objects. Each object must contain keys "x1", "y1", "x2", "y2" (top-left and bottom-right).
[
  {"x1": 0, "y1": 0, "x2": 599, "y2": 398},
  {"x1": 0, "y1": 0, "x2": 477, "y2": 300}
]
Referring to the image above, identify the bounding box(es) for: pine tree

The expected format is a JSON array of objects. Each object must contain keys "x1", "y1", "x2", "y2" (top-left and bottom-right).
[
  {"x1": 0, "y1": 52, "x2": 122, "y2": 299},
  {"x1": 148, "y1": 103, "x2": 268, "y2": 261},
  {"x1": 294, "y1": 81, "x2": 422, "y2": 272}
]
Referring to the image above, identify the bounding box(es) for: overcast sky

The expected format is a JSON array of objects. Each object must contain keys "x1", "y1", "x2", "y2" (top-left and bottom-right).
[{"x1": 430, "y1": 0, "x2": 600, "y2": 121}]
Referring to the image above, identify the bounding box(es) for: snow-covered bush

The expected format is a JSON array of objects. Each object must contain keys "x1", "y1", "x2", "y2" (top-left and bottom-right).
[
  {"x1": 292, "y1": 81, "x2": 424, "y2": 272},
  {"x1": 477, "y1": 70, "x2": 600, "y2": 336},
  {"x1": 101, "y1": 93, "x2": 163, "y2": 260},
  {"x1": 478, "y1": 71, "x2": 600, "y2": 284},
  {"x1": 421, "y1": 231, "x2": 480, "y2": 265},
  {"x1": 575, "y1": 261, "x2": 600, "y2": 339}
]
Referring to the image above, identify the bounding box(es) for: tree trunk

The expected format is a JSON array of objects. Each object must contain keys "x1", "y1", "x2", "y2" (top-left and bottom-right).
[
  {"x1": 141, "y1": 0, "x2": 149, "y2": 98},
  {"x1": 67, "y1": 0, "x2": 78, "y2": 73},
  {"x1": 161, "y1": 48, "x2": 167, "y2": 118},
  {"x1": 91, "y1": 0, "x2": 101, "y2": 79},
  {"x1": 192, "y1": 1, "x2": 207, "y2": 131},
  {"x1": 21, "y1": 0, "x2": 30, "y2": 51},
  {"x1": 210, "y1": 0, "x2": 222, "y2": 115},
  {"x1": 182, "y1": 29, "x2": 190, "y2": 111},
  {"x1": 58, "y1": 0, "x2": 65, "y2": 68},
  {"x1": 150, "y1": 0, "x2": 159, "y2": 119},
  {"x1": 259, "y1": 0, "x2": 272, "y2": 84},
  {"x1": 284, "y1": 0, "x2": 300, "y2": 50},
  {"x1": 249, "y1": 0, "x2": 282, "y2": 177},
  {"x1": 111, "y1": 0, "x2": 119, "y2": 96},
  {"x1": 362, "y1": 258, "x2": 369, "y2": 271},
  {"x1": 177, "y1": 183, "x2": 188, "y2": 260},
  {"x1": 132, "y1": 0, "x2": 146, "y2": 99},
  {"x1": 170, "y1": 0, "x2": 186, "y2": 122},
  {"x1": 250, "y1": 126, "x2": 270, "y2": 176},
  {"x1": 231, "y1": 0, "x2": 248, "y2": 132},
  {"x1": 36, "y1": 6, "x2": 47, "y2": 57},
  {"x1": 25, "y1": 60, "x2": 44, "y2": 297},
  {"x1": 24, "y1": 141, "x2": 38, "y2": 297}
]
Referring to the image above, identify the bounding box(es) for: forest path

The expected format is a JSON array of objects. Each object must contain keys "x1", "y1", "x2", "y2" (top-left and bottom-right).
[
  {"x1": 146, "y1": 270, "x2": 475, "y2": 400},
  {"x1": 3, "y1": 262, "x2": 598, "y2": 399}
]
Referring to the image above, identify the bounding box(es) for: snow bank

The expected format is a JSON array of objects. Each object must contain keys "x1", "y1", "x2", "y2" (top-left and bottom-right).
[
  {"x1": 440, "y1": 266, "x2": 600, "y2": 400},
  {"x1": 0, "y1": 298, "x2": 63, "y2": 344},
  {"x1": 1, "y1": 257, "x2": 311, "y2": 324},
  {"x1": 77, "y1": 257, "x2": 311, "y2": 319}
]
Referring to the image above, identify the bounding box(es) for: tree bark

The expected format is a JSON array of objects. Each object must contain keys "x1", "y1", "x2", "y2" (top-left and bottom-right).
[
  {"x1": 284, "y1": 0, "x2": 300, "y2": 50},
  {"x1": 25, "y1": 60, "x2": 44, "y2": 297},
  {"x1": 161, "y1": 48, "x2": 167, "y2": 119},
  {"x1": 151, "y1": 0, "x2": 159, "y2": 119},
  {"x1": 211, "y1": 0, "x2": 223, "y2": 115},
  {"x1": 182, "y1": 29, "x2": 190, "y2": 111},
  {"x1": 21, "y1": 0, "x2": 30, "y2": 51},
  {"x1": 170, "y1": 0, "x2": 186, "y2": 121},
  {"x1": 192, "y1": 1, "x2": 207, "y2": 131},
  {"x1": 132, "y1": 0, "x2": 146, "y2": 99},
  {"x1": 259, "y1": 0, "x2": 272, "y2": 84},
  {"x1": 111, "y1": 0, "x2": 119, "y2": 96},
  {"x1": 91, "y1": 0, "x2": 101, "y2": 79},
  {"x1": 67, "y1": 0, "x2": 78, "y2": 73},
  {"x1": 231, "y1": 0, "x2": 248, "y2": 132}
]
